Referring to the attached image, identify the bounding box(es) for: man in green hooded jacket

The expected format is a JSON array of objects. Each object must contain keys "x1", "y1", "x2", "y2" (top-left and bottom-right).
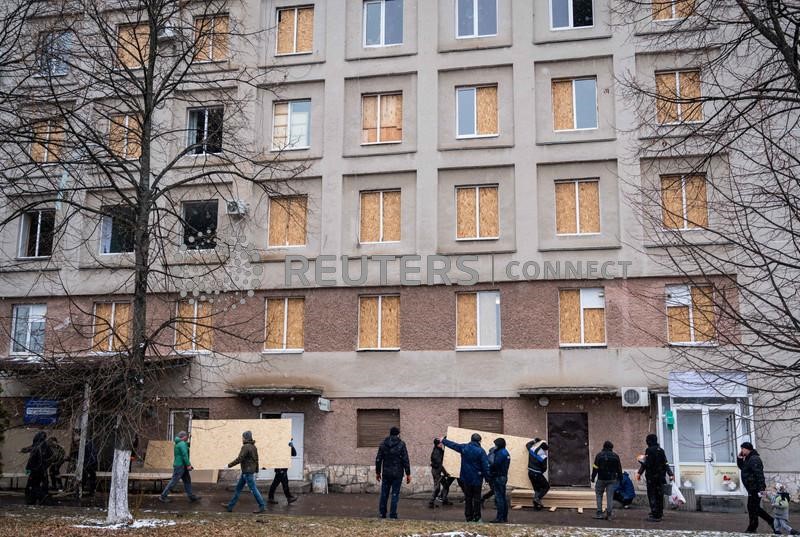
[{"x1": 159, "y1": 431, "x2": 201, "y2": 503}]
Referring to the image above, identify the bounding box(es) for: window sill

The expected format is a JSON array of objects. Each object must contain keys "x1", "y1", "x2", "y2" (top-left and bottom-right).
[
  {"x1": 262, "y1": 349, "x2": 304, "y2": 355},
  {"x1": 175, "y1": 350, "x2": 212, "y2": 355},
  {"x1": 363, "y1": 43, "x2": 404, "y2": 49},
  {"x1": 456, "y1": 133, "x2": 499, "y2": 140},
  {"x1": 550, "y1": 25, "x2": 595, "y2": 31},
  {"x1": 559, "y1": 344, "x2": 607, "y2": 349},
  {"x1": 553, "y1": 127, "x2": 599, "y2": 133},
  {"x1": 456, "y1": 33, "x2": 498, "y2": 40},
  {"x1": 361, "y1": 141, "x2": 403, "y2": 146},
  {"x1": 16, "y1": 256, "x2": 53, "y2": 261},
  {"x1": 555, "y1": 232, "x2": 602, "y2": 237},
  {"x1": 359, "y1": 240, "x2": 402, "y2": 245},
  {"x1": 266, "y1": 244, "x2": 307, "y2": 249},
  {"x1": 456, "y1": 346, "x2": 501, "y2": 352},
  {"x1": 668, "y1": 342, "x2": 717, "y2": 348},
  {"x1": 357, "y1": 348, "x2": 401, "y2": 352},
  {"x1": 275, "y1": 51, "x2": 314, "y2": 57},
  {"x1": 455, "y1": 236, "x2": 499, "y2": 242},
  {"x1": 657, "y1": 120, "x2": 704, "y2": 127},
  {"x1": 270, "y1": 146, "x2": 311, "y2": 152}
]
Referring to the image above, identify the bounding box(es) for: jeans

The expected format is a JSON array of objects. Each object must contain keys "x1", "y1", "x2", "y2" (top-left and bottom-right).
[
  {"x1": 493, "y1": 476, "x2": 508, "y2": 522},
  {"x1": 378, "y1": 475, "x2": 402, "y2": 518},
  {"x1": 269, "y1": 469, "x2": 291, "y2": 499},
  {"x1": 774, "y1": 517, "x2": 795, "y2": 534},
  {"x1": 228, "y1": 472, "x2": 265, "y2": 509},
  {"x1": 528, "y1": 471, "x2": 550, "y2": 504},
  {"x1": 746, "y1": 492, "x2": 774, "y2": 531},
  {"x1": 645, "y1": 479, "x2": 665, "y2": 519},
  {"x1": 595, "y1": 479, "x2": 617, "y2": 514},
  {"x1": 430, "y1": 468, "x2": 454, "y2": 502},
  {"x1": 462, "y1": 483, "x2": 483, "y2": 522},
  {"x1": 161, "y1": 466, "x2": 194, "y2": 499}
]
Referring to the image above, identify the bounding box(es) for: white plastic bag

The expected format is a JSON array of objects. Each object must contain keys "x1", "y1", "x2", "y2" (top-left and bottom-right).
[{"x1": 669, "y1": 482, "x2": 686, "y2": 508}]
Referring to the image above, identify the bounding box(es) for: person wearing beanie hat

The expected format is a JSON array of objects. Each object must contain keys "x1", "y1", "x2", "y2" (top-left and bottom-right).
[
  {"x1": 636, "y1": 433, "x2": 674, "y2": 522},
  {"x1": 441, "y1": 432, "x2": 491, "y2": 522},
  {"x1": 525, "y1": 438, "x2": 550, "y2": 510},
  {"x1": 375, "y1": 426, "x2": 411, "y2": 519},
  {"x1": 487, "y1": 437, "x2": 511, "y2": 523},
  {"x1": 159, "y1": 431, "x2": 201, "y2": 504},
  {"x1": 224, "y1": 430, "x2": 266, "y2": 513},
  {"x1": 738, "y1": 441, "x2": 774, "y2": 532},
  {"x1": 429, "y1": 438, "x2": 455, "y2": 508},
  {"x1": 591, "y1": 440, "x2": 622, "y2": 520}
]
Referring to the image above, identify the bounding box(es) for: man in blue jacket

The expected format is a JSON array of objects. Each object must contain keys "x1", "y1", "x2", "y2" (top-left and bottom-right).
[
  {"x1": 488, "y1": 438, "x2": 511, "y2": 523},
  {"x1": 442, "y1": 433, "x2": 490, "y2": 522}
]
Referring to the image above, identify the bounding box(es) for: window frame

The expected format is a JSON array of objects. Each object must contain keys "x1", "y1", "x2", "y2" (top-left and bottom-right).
[
  {"x1": 361, "y1": 92, "x2": 403, "y2": 145},
  {"x1": 363, "y1": 0, "x2": 404, "y2": 48},
  {"x1": 91, "y1": 301, "x2": 132, "y2": 354},
  {"x1": 181, "y1": 199, "x2": 219, "y2": 251},
  {"x1": 455, "y1": 0, "x2": 498, "y2": 39},
  {"x1": 275, "y1": 5, "x2": 314, "y2": 56},
  {"x1": 359, "y1": 189, "x2": 401, "y2": 244},
  {"x1": 660, "y1": 174, "x2": 708, "y2": 231},
  {"x1": 186, "y1": 106, "x2": 224, "y2": 155},
  {"x1": 194, "y1": 14, "x2": 229, "y2": 63},
  {"x1": 553, "y1": 77, "x2": 598, "y2": 132},
  {"x1": 30, "y1": 119, "x2": 62, "y2": 164},
  {"x1": 271, "y1": 99, "x2": 312, "y2": 151},
  {"x1": 554, "y1": 179, "x2": 601, "y2": 236},
  {"x1": 99, "y1": 205, "x2": 136, "y2": 255},
  {"x1": 653, "y1": 0, "x2": 694, "y2": 21},
  {"x1": 455, "y1": 85, "x2": 499, "y2": 139},
  {"x1": 35, "y1": 30, "x2": 72, "y2": 77},
  {"x1": 558, "y1": 287, "x2": 606, "y2": 347},
  {"x1": 357, "y1": 294, "x2": 401, "y2": 351},
  {"x1": 665, "y1": 284, "x2": 717, "y2": 346},
  {"x1": 17, "y1": 209, "x2": 55, "y2": 259},
  {"x1": 10, "y1": 304, "x2": 47, "y2": 355},
  {"x1": 263, "y1": 297, "x2": 305, "y2": 354},
  {"x1": 267, "y1": 195, "x2": 308, "y2": 248},
  {"x1": 456, "y1": 290, "x2": 501, "y2": 351},
  {"x1": 174, "y1": 300, "x2": 213, "y2": 354},
  {"x1": 655, "y1": 69, "x2": 703, "y2": 125},
  {"x1": 454, "y1": 184, "x2": 499, "y2": 241},
  {"x1": 109, "y1": 113, "x2": 141, "y2": 160},
  {"x1": 116, "y1": 22, "x2": 149, "y2": 70},
  {"x1": 167, "y1": 408, "x2": 209, "y2": 440},
  {"x1": 549, "y1": 0, "x2": 595, "y2": 30}
]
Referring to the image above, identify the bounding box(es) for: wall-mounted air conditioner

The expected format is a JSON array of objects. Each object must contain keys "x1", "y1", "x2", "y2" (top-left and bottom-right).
[{"x1": 621, "y1": 387, "x2": 649, "y2": 407}]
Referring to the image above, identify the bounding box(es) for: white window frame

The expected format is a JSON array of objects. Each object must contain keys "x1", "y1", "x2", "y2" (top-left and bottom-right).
[
  {"x1": 363, "y1": 0, "x2": 403, "y2": 47},
  {"x1": 665, "y1": 284, "x2": 717, "y2": 346},
  {"x1": 36, "y1": 31, "x2": 71, "y2": 77},
  {"x1": 556, "y1": 77, "x2": 598, "y2": 131},
  {"x1": 113, "y1": 114, "x2": 138, "y2": 160},
  {"x1": 271, "y1": 99, "x2": 312, "y2": 151},
  {"x1": 194, "y1": 14, "x2": 227, "y2": 62},
  {"x1": 454, "y1": 185, "x2": 499, "y2": 241},
  {"x1": 275, "y1": 6, "x2": 313, "y2": 56},
  {"x1": 657, "y1": 70, "x2": 702, "y2": 125},
  {"x1": 359, "y1": 189, "x2": 401, "y2": 244},
  {"x1": 167, "y1": 408, "x2": 209, "y2": 440},
  {"x1": 559, "y1": 287, "x2": 606, "y2": 347},
  {"x1": 31, "y1": 119, "x2": 60, "y2": 164},
  {"x1": 455, "y1": 85, "x2": 498, "y2": 139},
  {"x1": 263, "y1": 297, "x2": 304, "y2": 354},
  {"x1": 660, "y1": 174, "x2": 706, "y2": 232},
  {"x1": 655, "y1": 0, "x2": 691, "y2": 21},
  {"x1": 456, "y1": 290, "x2": 501, "y2": 351},
  {"x1": 455, "y1": 0, "x2": 498, "y2": 39},
  {"x1": 186, "y1": 106, "x2": 223, "y2": 155},
  {"x1": 92, "y1": 301, "x2": 130, "y2": 354},
  {"x1": 17, "y1": 209, "x2": 55, "y2": 259},
  {"x1": 174, "y1": 300, "x2": 211, "y2": 354},
  {"x1": 549, "y1": 0, "x2": 595, "y2": 30},
  {"x1": 99, "y1": 205, "x2": 135, "y2": 255},
  {"x1": 357, "y1": 294, "x2": 400, "y2": 351},
  {"x1": 555, "y1": 179, "x2": 601, "y2": 236},
  {"x1": 10, "y1": 304, "x2": 47, "y2": 355},
  {"x1": 361, "y1": 92, "x2": 403, "y2": 145}
]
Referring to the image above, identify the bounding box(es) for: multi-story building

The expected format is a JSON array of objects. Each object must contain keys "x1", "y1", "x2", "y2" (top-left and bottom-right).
[{"x1": 2, "y1": 0, "x2": 796, "y2": 497}]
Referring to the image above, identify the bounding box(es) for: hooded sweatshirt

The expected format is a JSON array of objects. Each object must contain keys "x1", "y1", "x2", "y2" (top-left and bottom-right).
[{"x1": 376, "y1": 434, "x2": 410, "y2": 479}]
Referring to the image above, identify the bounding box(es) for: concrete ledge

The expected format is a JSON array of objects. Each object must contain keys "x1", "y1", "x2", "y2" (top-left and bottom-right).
[{"x1": 698, "y1": 495, "x2": 746, "y2": 513}]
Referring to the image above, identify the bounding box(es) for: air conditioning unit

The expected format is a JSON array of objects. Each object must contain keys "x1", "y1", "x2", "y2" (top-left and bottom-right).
[
  {"x1": 621, "y1": 387, "x2": 649, "y2": 407},
  {"x1": 225, "y1": 200, "x2": 248, "y2": 216}
]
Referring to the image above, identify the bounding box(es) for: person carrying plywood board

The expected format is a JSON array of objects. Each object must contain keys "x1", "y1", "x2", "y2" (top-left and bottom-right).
[
  {"x1": 526, "y1": 438, "x2": 550, "y2": 510},
  {"x1": 223, "y1": 431, "x2": 266, "y2": 514},
  {"x1": 441, "y1": 432, "x2": 491, "y2": 523}
]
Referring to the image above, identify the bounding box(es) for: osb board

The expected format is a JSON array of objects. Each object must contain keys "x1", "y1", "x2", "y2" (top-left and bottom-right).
[
  {"x1": 1, "y1": 429, "x2": 70, "y2": 474},
  {"x1": 190, "y1": 419, "x2": 292, "y2": 470},
  {"x1": 510, "y1": 488, "x2": 596, "y2": 509},
  {"x1": 442, "y1": 426, "x2": 535, "y2": 490},
  {"x1": 143, "y1": 440, "x2": 174, "y2": 470}
]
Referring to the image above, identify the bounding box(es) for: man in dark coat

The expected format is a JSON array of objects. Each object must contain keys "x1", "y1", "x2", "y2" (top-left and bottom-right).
[
  {"x1": 442, "y1": 433, "x2": 491, "y2": 522},
  {"x1": 375, "y1": 426, "x2": 411, "y2": 519},
  {"x1": 225, "y1": 430, "x2": 266, "y2": 513},
  {"x1": 591, "y1": 440, "x2": 623, "y2": 520},
  {"x1": 428, "y1": 438, "x2": 454, "y2": 508},
  {"x1": 488, "y1": 437, "x2": 511, "y2": 523},
  {"x1": 267, "y1": 439, "x2": 298, "y2": 505},
  {"x1": 526, "y1": 438, "x2": 550, "y2": 510},
  {"x1": 737, "y1": 441, "x2": 773, "y2": 533},
  {"x1": 636, "y1": 433, "x2": 674, "y2": 522},
  {"x1": 24, "y1": 431, "x2": 52, "y2": 505}
]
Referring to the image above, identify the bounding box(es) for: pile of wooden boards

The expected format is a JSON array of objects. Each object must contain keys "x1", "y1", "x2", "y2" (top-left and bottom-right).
[{"x1": 510, "y1": 488, "x2": 597, "y2": 512}]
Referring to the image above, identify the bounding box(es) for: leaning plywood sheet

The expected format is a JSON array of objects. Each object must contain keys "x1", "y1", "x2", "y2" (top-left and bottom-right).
[
  {"x1": 1, "y1": 429, "x2": 70, "y2": 474},
  {"x1": 143, "y1": 440, "x2": 174, "y2": 470},
  {"x1": 189, "y1": 419, "x2": 292, "y2": 470},
  {"x1": 442, "y1": 426, "x2": 539, "y2": 490}
]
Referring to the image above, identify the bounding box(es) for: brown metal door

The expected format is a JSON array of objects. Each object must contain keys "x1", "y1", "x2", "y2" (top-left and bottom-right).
[{"x1": 547, "y1": 412, "x2": 590, "y2": 487}]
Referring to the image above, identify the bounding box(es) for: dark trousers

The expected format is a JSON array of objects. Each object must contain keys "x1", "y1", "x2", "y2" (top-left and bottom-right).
[
  {"x1": 49, "y1": 463, "x2": 63, "y2": 490},
  {"x1": 430, "y1": 468, "x2": 454, "y2": 502},
  {"x1": 269, "y1": 469, "x2": 291, "y2": 499},
  {"x1": 25, "y1": 471, "x2": 49, "y2": 505},
  {"x1": 746, "y1": 492, "x2": 774, "y2": 531},
  {"x1": 646, "y1": 479, "x2": 665, "y2": 519},
  {"x1": 493, "y1": 476, "x2": 508, "y2": 522},
  {"x1": 463, "y1": 483, "x2": 483, "y2": 522},
  {"x1": 161, "y1": 466, "x2": 194, "y2": 499},
  {"x1": 481, "y1": 478, "x2": 495, "y2": 502},
  {"x1": 528, "y1": 471, "x2": 550, "y2": 504},
  {"x1": 378, "y1": 475, "x2": 402, "y2": 518},
  {"x1": 83, "y1": 465, "x2": 97, "y2": 494}
]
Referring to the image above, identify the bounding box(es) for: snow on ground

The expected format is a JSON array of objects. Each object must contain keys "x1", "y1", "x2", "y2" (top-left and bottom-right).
[{"x1": 72, "y1": 518, "x2": 178, "y2": 530}]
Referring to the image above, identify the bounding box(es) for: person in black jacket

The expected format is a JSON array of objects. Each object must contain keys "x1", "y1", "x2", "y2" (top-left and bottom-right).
[
  {"x1": 591, "y1": 440, "x2": 623, "y2": 520},
  {"x1": 526, "y1": 438, "x2": 550, "y2": 510},
  {"x1": 737, "y1": 441, "x2": 773, "y2": 533},
  {"x1": 488, "y1": 438, "x2": 511, "y2": 524},
  {"x1": 267, "y1": 439, "x2": 298, "y2": 505},
  {"x1": 636, "y1": 433, "x2": 674, "y2": 522},
  {"x1": 375, "y1": 427, "x2": 411, "y2": 519},
  {"x1": 24, "y1": 432, "x2": 52, "y2": 505},
  {"x1": 428, "y1": 438, "x2": 454, "y2": 508}
]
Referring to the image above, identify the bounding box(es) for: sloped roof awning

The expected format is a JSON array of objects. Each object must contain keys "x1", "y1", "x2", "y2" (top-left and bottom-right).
[
  {"x1": 518, "y1": 386, "x2": 619, "y2": 397},
  {"x1": 225, "y1": 386, "x2": 323, "y2": 397}
]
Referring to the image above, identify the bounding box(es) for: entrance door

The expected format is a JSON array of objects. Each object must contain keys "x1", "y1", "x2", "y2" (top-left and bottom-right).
[
  {"x1": 258, "y1": 412, "x2": 304, "y2": 481},
  {"x1": 547, "y1": 412, "x2": 590, "y2": 487}
]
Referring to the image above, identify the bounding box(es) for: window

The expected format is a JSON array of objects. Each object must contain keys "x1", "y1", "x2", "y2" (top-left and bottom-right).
[
  {"x1": 661, "y1": 174, "x2": 708, "y2": 230},
  {"x1": 655, "y1": 70, "x2": 702, "y2": 124},
  {"x1": 30, "y1": 119, "x2": 64, "y2": 163},
  {"x1": 666, "y1": 284, "x2": 715, "y2": 344},
  {"x1": 268, "y1": 196, "x2": 307, "y2": 247},
  {"x1": 187, "y1": 107, "x2": 223, "y2": 154},
  {"x1": 364, "y1": 0, "x2": 403, "y2": 46},
  {"x1": 555, "y1": 179, "x2": 600, "y2": 235},
  {"x1": 653, "y1": 0, "x2": 694, "y2": 20},
  {"x1": 456, "y1": 185, "x2": 498, "y2": 240},
  {"x1": 109, "y1": 114, "x2": 142, "y2": 160},
  {"x1": 559, "y1": 288, "x2": 605, "y2": 346},
  {"x1": 117, "y1": 23, "x2": 150, "y2": 69},
  {"x1": 456, "y1": 291, "x2": 500, "y2": 349},
  {"x1": 272, "y1": 100, "x2": 311, "y2": 150},
  {"x1": 358, "y1": 295, "x2": 400, "y2": 350},
  {"x1": 195, "y1": 14, "x2": 229, "y2": 62},
  {"x1": 551, "y1": 0, "x2": 593, "y2": 29},
  {"x1": 92, "y1": 302, "x2": 132, "y2": 352},
  {"x1": 276, "y1": 6, "x2": 314, "y2": 55},
  {"x1": 37, "y1": 31, "x2": 72, "y2": 76},
  {"x1": 11, "y1": 304, "x2": 46, "y2": 354},
  {"x1": 362, "y1": 93, "x2": 402, "y2": 144},
  {"x1": 552, "y1": 78, "x2": 598, "y2": 130},
  {"x1": 265, "y1": 297, "x2": 305, "y2": 351},
  {"x1": 360, "y1": 190, "x2": 401, "y2": 243},
  {"x1": 168, "y1": 408, "x2": 209, "y2": 439},
  {"x1": 459, "y1": 409, "x2": 503, "y2": 433},
  {"x1": 18, "y1": 209, "x2": 55, "y2": 258},
  {"x1": 456, "y1": 85, "x2": 498, "y2": 137},
  {"x1": 182, "y1": 200, "x2": 218, "y2": 250},
  {"x1": 100, "y1": 205, "x2": 136, "y2": 254},
  {"x1": 456, "y1": 0, "x2": 497, "y2": 38},
  {"x1": 175, "y1": 300, "x2": 213, "y2": 352},
  {"x1": 357, "y1": 409, "x2": 399, "y2": 447}
]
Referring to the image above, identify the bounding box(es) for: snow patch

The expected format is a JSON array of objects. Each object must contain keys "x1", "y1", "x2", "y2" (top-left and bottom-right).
[{"x1": 72, "y1": 518, "x2": 177, "y2": 530}]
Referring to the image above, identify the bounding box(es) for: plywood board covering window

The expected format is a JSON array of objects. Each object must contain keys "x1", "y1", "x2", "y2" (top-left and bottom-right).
[
  {"x1": 357, "y1": 409, "x2": 399, "y2": 447},
  {"x1": 265, "y1": 297, "x2": 304, "y2": 351},
  {"x1": 175, "y1": 300, "x2": 213, "y2": 352},
  {"x1": 276, "y1": 6, "x2": 314, "y2": 55},
  {"x1": 358, "y1": 295, "x2": 400, "y2": 350},
  {"x1": 660, "y1": 174, "x2": 708, "y2": 230},
  {"x1": 359, "y1": 190, "x2": 400, "y2": 243},
  {"x1": 272, "y1": 100, "x2": 311, "y2": 150},
  {"x1": 555, "y1": 179, "x2": 600, "y2": 234},
  {"x1": 559, "y1": 288, "x2": 605, "y2": 345},
  {"x1": 655, "y1": 70, "x2": 702, "y2": 124},
  {"x1": 456, "y1": 86, "x2": 498, "y2": 137},
  {"x1": 653, "y1": 0, "x2": 695, "y2": 20},
  {"x1": 552, "y1": 78, "x2": 598, "y2": 131},
  {"x1": 361, "y1": 93, "x2": 402, "y2": 144},
  {"x1": 92, "y1": 302, "x2": 132, "y2": 352},
  {"x1": 268, "y1": 196, "x2": 307, "y2": 247},
  {"x1": 117, "y1": 23, "x2": 150, "y2": 68},
  {"x1": 456, "y1": 185, "x2": 498, "y2": 239},
  {"x1": 30, "y1": 119, "x2": 64, "y2": 163},
  {"x1": 456, "y1": 291, "x2": 500, "y2": 349},
  {"x1": 459, "y1": 409, "x2": 503, "y2": 433},
  {"x1": 195, "y1": 15, "x2": 229, "y2": 62},
  {"x1": 666, "y1": 284, "x2": 715, "y2": 343},
  {"x1": 109, "y1": 114, "x2": 142, "y2": 159}
]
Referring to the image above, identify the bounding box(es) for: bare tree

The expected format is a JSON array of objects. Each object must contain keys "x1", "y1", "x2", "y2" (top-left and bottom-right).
[{"x1": 0, "y1": 0, "x2": 304, "y2": 523}]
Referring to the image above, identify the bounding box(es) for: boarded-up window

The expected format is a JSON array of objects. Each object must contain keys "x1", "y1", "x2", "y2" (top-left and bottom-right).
[
  {"x1": 456, "y1": 185, "x2": 498, "y2": 239},
  {"x1": 92, "y1": 302, "x2": 132, "y2": 352},
  {"x1": 109, "y1": 114, "x2": 142, "y2": 160},
  {"x1": 653, "y1": 0, "x2": 695, "y2": 20},
  {"x1": 265, "y1": 297, "x2": 304, "y2": 351},
  {"x1": 117, "y1": 23, "x2": 150, "y2": 68},
  {"x1": 30, "y1": 119, "x2": 64, "y2": 163},
  {"x1": 175, "y1": 300, "x2": 213, "y2": 352},
  {"x1": 358, "y1": 295, "x2": 400, "y2": 349},
  {"x1": 357, "y1": 409, "x2": 400, "y2": 447},
  {"x1": 268, "y1": 196, "x2": 307, "y2": 247},
  {"x1": 361, "y1": 93, "x2": 403, "y2": 144},
  {"x1": 272, "y1": 100, "x2": 311, "y2": 150},
  {"x1": 660, "y1": 174, "x2": 708, "y2": 230},
  {"x1": 655, "y1": 70, "x2": 702, "y2": 124},
  {"x1": 195, "y1": 14, "x2": 229, "y2": 62},
  {"x1": 555, "y1": 179, "x2": 600, "y2": 235},
  {"x1": 276, "y1": 6, "x2": 314, "y2": 55},
  {"x1": 666, "y1": 284, "x2": 715, "y2": 343},
  {"x1": 459, "y1": 409, "x2": 504, "y2": 433},
  {"x1": 456, "y1": 291, "x2": 500, "y2": 348},
  {"x1": 552, "y1": 77, "x2": 598, "y2": 131},
  {"x1": 559, "y1": 288, "x2": 605, "y2": 345},
  {"x1": 359, "y1": 190, "x2": 401, "y2": 243},
  {"x1": 456, "y1": 85, "x2": 498, "y2": 137}
]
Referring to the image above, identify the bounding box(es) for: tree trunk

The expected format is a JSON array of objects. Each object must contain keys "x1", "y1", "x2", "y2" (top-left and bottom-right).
[{"x1": 106, "y1": 448, "x2": 132, "y2": 525}]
